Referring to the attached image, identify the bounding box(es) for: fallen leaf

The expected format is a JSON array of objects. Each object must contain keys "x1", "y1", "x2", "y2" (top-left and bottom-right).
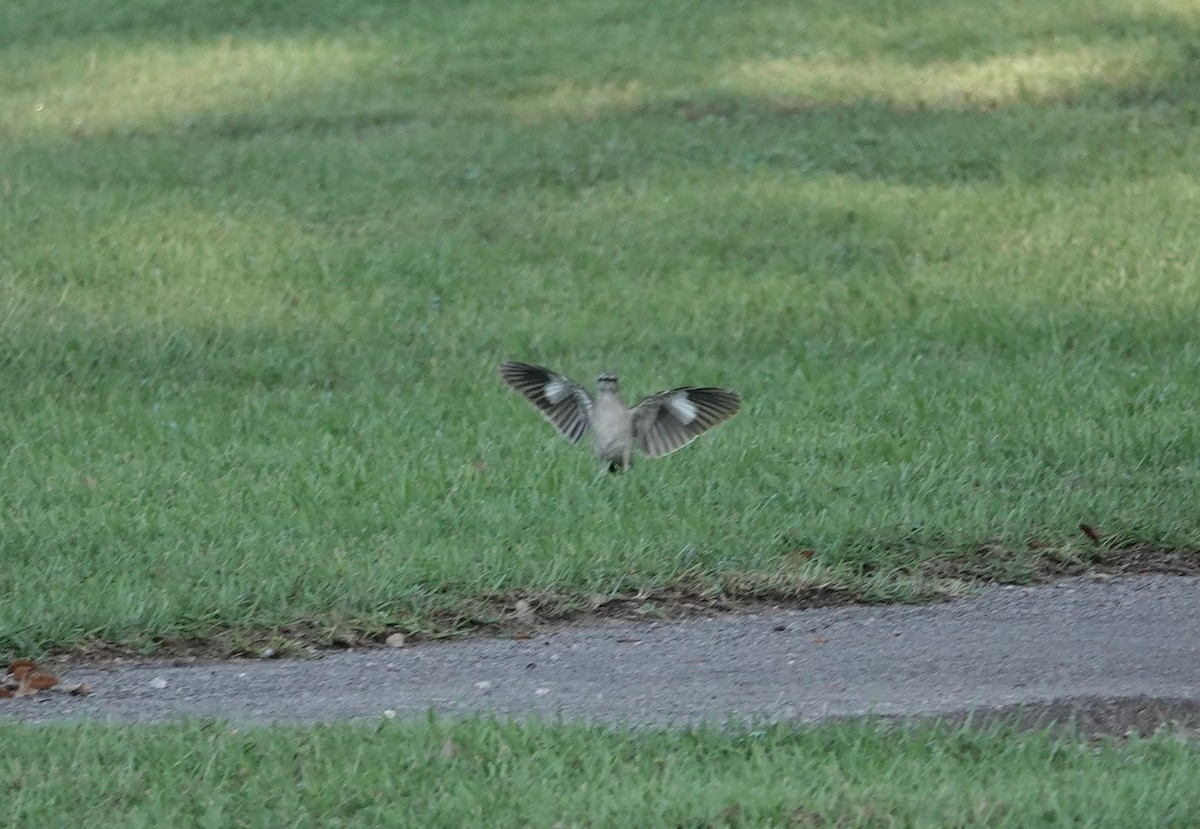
[
  {"x1": 27, "y1": 671, "x2": 60, "y2": 691},
  {"x1": 385, "y1": 633, "x2": 406, "y2": 648},
  {"x1": 69, "y1": 683, "x2": 93, "y2": 697},
  {"x1": 2, "y1": 660, "x2": 67, "y2": 699},
  {"x1": 440, "y1": 738, "x2": 458, "y2": 760},
  {"x1": 1079, "y1": 523, "x2": 1101, "y2": 543},
  {"x1": 13, "y1": 680, "x2": 37, "y2": 698},
  {"x1": 513, "y1": 599, "x2": 534, "y2": 621},
  {"x1": 84, "y1": 475, "x2": 98, "y2": 489},
  {"x1": 8, "y1": 659, "x2": 36, "y2": 680},
  {"x1": 812, "y1": 636, "x2": 829, "y2": 645}
]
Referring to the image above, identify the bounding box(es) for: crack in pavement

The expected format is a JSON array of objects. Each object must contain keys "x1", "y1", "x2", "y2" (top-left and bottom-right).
[{"x1": 4, "y1": 575, "x2": 1199, "y2": 730}]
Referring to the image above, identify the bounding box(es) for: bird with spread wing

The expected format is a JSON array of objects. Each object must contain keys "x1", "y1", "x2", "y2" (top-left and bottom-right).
[{"x1": 499, "y1": 361, "x2": 741, "y2": 472}]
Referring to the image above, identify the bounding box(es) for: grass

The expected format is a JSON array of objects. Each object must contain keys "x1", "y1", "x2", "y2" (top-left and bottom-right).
[
  {"x1": 2, "y1": 0, "x2": 1200, "y2": 655},
  {"x1": 4, "y1": 716, "x2": 1200, "y2": 827}
]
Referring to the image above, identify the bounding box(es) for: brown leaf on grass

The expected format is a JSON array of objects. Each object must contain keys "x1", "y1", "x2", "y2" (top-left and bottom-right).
[
  {"x1": 783, "y1": 548, "x2": 816, "y2": 567},
  {"x1": 1079, "y1": 523, "x2": 1101, "y2": 543},
  {"x1": 27, "y1": 671, "x2": 60, "y2": 690},
  {"x1": 8, "y1": 659, "x2": 36, "y2": 680},
  {"x1": 3, "y1": 660, "x2": 72, "y2": 700},
  {"x1": 8, "y1": 667, "x2": 60, "y2": 698}
]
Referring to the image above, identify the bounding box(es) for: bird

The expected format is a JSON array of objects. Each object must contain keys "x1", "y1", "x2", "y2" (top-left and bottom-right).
[{"x1": 498, "y1": 360, "x2": 741, "y2": 472}]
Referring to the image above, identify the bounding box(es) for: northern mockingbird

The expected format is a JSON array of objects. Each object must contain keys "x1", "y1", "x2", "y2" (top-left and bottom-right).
[{"x1": 499, "y1": 361, "x2": 741, "y2": 472}]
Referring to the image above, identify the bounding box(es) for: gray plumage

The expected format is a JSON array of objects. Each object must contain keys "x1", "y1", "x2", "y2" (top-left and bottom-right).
[{"x1": 499, "y1": 361, "x2": 741, "y2": 472}]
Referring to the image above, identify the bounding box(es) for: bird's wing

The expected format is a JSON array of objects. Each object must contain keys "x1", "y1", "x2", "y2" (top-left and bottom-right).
[
  {"x1": 631, "y1": 387, "x2": 741, "y2": 458},
  {"x1": 499, "y1": 361, "x2": 593, "y2": 444}
]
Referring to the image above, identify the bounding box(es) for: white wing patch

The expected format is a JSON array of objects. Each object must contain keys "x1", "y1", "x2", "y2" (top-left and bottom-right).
[
  {"x1": 666, "y1": 393, "x2": 698, "y2": 424},
  {"x1": 631, "y1": 386, "x2": 741, "y2": 459},
  {"x1": 544, "y1": 378, "x2": 571, "y2": 404},
  {"x1": 499, "y1": 361, "x2": 594, "y2": 445}
]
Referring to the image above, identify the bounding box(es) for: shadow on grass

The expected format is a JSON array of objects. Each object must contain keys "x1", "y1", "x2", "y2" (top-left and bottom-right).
[
  {"x1": 0, "y1": 0, "x2": 442, "y2": 46},
  {"x1": 3, "y1": 0, "x2": 1198, "y2": 187},
  {"x1": 59, "y1": 98, "x2": 1195, "y2": 192},
  {"x1": 6, "y1": 0, "x2": 1198, "y2": 66}
]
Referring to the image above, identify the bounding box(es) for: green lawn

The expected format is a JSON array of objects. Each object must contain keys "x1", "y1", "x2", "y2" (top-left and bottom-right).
[
  {"x1": 4, "y1": 717, "x2": 1199, "y2": 827},
  {"x1": 3, "y1": 0, "x2": 1200, "y2": 655}
]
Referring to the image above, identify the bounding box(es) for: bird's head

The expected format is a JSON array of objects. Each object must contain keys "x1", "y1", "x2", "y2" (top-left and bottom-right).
[{"x1": 597, "y1": 373, "x2": 619, "y2": 393}]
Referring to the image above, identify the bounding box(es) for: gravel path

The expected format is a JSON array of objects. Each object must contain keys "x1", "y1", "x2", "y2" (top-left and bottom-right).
[{"x1": 5, "y1": 575, "x2": 1199, "y2": 730}]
